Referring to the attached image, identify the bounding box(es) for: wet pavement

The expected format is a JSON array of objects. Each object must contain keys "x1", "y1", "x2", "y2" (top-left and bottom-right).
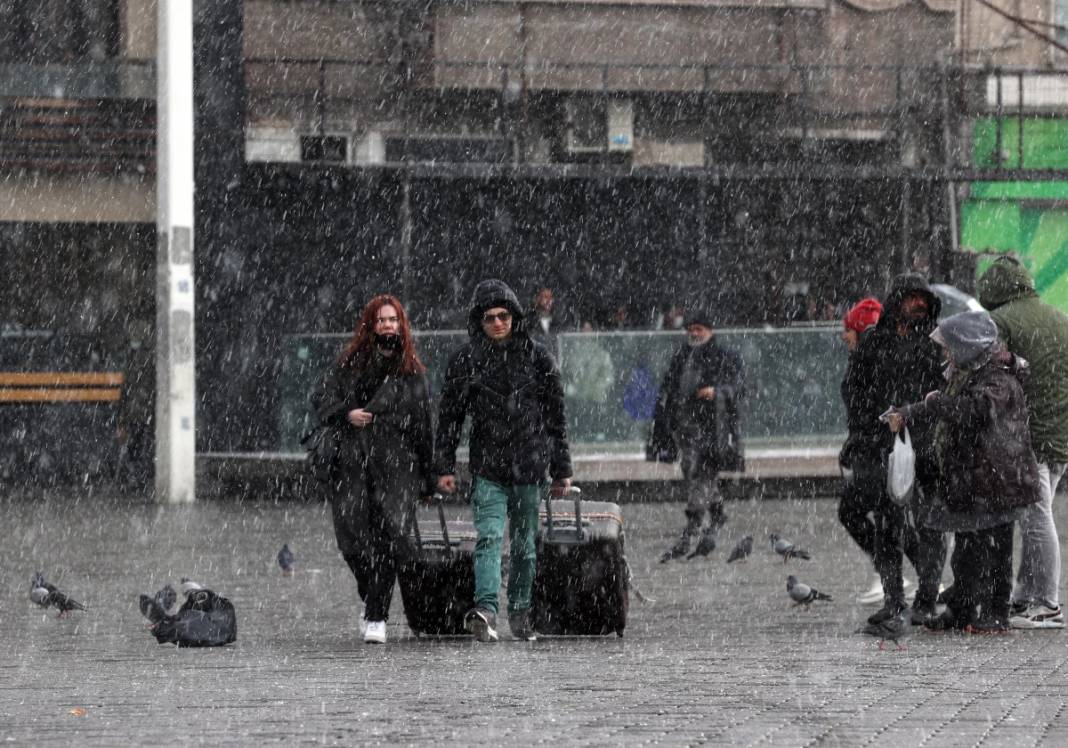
[{"x1": 3, "y1": 489, "x2": 1068, "y2": 746}]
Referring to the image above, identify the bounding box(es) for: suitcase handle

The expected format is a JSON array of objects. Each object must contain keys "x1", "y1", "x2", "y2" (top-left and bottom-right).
[
  {"x1": 412, "y1": 493, "x2": 453, "y2": 559},
  {"x1": 545, "y1": 485, "x2": 583, "y2": 544}
]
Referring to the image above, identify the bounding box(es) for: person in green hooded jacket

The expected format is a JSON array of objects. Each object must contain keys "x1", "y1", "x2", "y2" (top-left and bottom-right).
[{"x1": 977, "y1": 255, "x2": 1068, "y2": 629}]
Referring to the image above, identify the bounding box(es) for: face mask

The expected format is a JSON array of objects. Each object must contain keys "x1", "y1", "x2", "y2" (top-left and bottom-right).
[{"x1": 375, "y1": 333, "x2": 402, "y2": 351}]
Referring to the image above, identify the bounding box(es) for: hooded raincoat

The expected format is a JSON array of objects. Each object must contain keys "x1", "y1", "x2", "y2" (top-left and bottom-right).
[{"x1": 898, "y1": 311, "x2": 1041, "y2": 531}]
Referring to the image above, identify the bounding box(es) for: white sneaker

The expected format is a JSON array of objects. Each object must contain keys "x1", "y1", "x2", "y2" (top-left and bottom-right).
[
  {"x1": 1010, "y1": 604, "x2": 1065, "y2": 630},
  {"x1": 364, "y1": 620, "x2": 387, "y2": 643},
  {"x1": 857, "y1": 575, "x2": 884, "y2": 605}
]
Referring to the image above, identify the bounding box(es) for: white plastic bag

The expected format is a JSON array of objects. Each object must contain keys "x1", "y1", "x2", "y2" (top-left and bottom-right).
[{"x1": 886, "y1": 427, "x2": 915, "y2": 506}]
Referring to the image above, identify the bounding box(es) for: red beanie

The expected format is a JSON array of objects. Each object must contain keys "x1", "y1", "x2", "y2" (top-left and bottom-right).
[{"x1": 844, "y1": 297, "x2": 883, "y2": 334}]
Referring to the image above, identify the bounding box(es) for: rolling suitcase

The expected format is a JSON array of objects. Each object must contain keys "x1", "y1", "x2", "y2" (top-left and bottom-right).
[
  {"x1": 397, "y1": 499, "x2": 477, "y2": 637},
  {"x1": 531, "y1": 491, "x2": 629, "y2": 637}
]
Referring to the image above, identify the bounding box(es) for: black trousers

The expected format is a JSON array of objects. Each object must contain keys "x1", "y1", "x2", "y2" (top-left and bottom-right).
[
  {"x1": 872, "y1": 476, "x2": 946, "y2": 610},
  {"x1": 951, "y1": 522, "x2": 1014, "y2": 624},
  {"x1": 330, "y1": 486, "x2": 411, "y2": 622},
  {"x1": 678, "y1": 433, "x2": 722, "y2": 527},
  {"x1": 838, "y1": 474, "x2": 878, "y2": 559}
]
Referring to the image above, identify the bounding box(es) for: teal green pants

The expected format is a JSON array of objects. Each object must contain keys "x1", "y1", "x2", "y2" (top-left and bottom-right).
[{"x1": 471, "y1": 477, "x2": 544, "y2": 616}]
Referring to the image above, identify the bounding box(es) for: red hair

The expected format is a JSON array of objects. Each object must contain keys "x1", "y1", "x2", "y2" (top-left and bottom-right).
[{"x1": 339, "y1": 294, "x2": 426, "y2": 375}]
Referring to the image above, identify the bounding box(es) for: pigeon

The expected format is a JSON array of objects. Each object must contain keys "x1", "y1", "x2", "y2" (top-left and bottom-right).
[
  {"x1": 685, "y1": 530, "x2": 717, "y2": 560},
  {"x1": 769, "y1": 534, "x2": 812, "y2": 563},
  {"x1": 139, "y1": 583, "x2": 179, "y2": 624},
  {"x1": 277, "y1": 544, "x2": 295, "y2": 576},
  {"x1": 155, "y1": 584, "x2": 179, "y2": 616},
  {"x1": 726, "y1": 536, "x2": 753, "y2": 563},
  {"x1": 29, "y1": 571, "x2": 88, "y2": 618},
  {"x1": 858, "y1": 607, "x2": 911, "y2": 650},
  {"x1": 786, "y1": 575, "x2": 832, "y2": 605},
  {"x1": 139, "y1": 593, "x2": 166, "y2": 624}
]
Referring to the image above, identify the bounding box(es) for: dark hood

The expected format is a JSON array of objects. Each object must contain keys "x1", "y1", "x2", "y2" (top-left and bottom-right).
[
  {"x1": 467, "y1": 279, "x2": 527, "y2": 338},
  {"x1": 977, "y1": 256, "x2": 1038, "y2": 311},
  {"x1": 875, "y1": 272, "x2": 941, "y2": 335}
]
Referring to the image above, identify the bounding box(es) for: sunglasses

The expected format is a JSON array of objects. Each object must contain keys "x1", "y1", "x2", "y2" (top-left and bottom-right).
[{"x1": 482, "y1": 311, "x2": 512, "y2": 324}]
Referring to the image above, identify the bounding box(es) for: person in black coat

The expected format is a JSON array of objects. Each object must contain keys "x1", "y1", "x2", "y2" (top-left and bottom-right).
[
  {"x1": 838, "y1": 297, "x2": 884, "y2": 603},
  {"x1": 433, "y1": 277, "x2": 572, "y2": 641},
  {"x1": 846, "y1": 273, "x2": 947, "y2": 624},
  {"x1": 311, "y1": 294, "x2": 434, "y2": 644},
  {"x1": 435, "y1": 278, "x2": 573, "y2": 642},
  {"x1": 648, "y1": 310, "x2": 745, "y2": 562}
]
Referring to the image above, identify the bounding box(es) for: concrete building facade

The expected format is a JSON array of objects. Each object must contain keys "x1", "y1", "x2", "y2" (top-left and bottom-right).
[{"x1": 1, "y1": 0, "x2": 1063, "y2": 470}]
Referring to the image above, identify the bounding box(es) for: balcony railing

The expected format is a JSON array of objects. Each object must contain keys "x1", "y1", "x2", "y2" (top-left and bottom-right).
[
  {"x1": 0, "y1": 61, "x2": 154, "y2": 100},
  {"x1": 0, "y1": 61, "x2": 156, "y2": 174}
]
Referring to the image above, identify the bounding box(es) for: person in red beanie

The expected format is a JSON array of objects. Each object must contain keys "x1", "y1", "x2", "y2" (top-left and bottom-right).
[
  {"x1": 841, "y1": 297, "x2": 882, "y2": 352},
  {"x1": 839, "y1": 297, "x2": 889, "y2": 603}
]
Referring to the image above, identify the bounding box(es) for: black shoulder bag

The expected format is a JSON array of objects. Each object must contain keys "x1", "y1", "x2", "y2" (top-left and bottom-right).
[{"x1": 301, "y1": 422, "x2": 341, "y2": 484}]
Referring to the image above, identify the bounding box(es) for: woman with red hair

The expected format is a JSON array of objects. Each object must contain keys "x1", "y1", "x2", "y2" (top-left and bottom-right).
[{"x1": 311, "y1": 294, "x2": 433, "y2": 644}]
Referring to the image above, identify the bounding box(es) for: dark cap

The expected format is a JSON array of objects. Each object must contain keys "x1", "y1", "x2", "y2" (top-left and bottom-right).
[{"x1": 683, "y1": 310, "x2": 715, "y2": 330}]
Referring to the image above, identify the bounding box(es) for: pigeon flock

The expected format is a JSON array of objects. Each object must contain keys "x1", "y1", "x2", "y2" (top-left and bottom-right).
[{"x1": 663, "y1": 528, "x2": 903, "y2": 650}]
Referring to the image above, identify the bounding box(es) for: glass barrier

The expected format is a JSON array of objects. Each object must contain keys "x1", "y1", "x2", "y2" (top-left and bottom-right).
[{"x1": 279, "y1": 327, "x2": 847, "y2": 454}]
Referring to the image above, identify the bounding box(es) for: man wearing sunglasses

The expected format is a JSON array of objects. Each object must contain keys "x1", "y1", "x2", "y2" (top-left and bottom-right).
[{"x1": 435, "y1": 278, "x2": 573, "y2": 642}]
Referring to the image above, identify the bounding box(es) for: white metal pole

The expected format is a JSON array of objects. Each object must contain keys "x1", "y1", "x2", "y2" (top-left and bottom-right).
[{"x1": 155, "y1": 0, "x2": 196, "y2": 503}]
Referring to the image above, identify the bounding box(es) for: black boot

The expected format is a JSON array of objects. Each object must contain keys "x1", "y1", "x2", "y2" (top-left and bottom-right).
[
  {"x1": 686, "y1": 504, "x2": 728, "y2": 559},
  {"x1": 707, "y1": 502, "x2": 728, "y2": 531},
  {"x1": 868, "y1": 600, "x2": 907, "y2": 625},
  {"x1": 924, "y1": 606, "x2": 971, "y2": 632}
]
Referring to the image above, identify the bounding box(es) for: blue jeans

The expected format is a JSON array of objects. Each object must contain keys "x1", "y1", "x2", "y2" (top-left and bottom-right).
[{"x1": 470, "y1": 477, "x2": 543, "y2": 616}]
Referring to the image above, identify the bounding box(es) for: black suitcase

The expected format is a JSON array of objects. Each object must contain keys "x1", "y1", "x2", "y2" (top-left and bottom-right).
[
  {"x1": 397, "y1": 500, "x2": 477, "y2": 637},
  {"x1": 531, "y1": 493, "x2": 629, "y2": 637}
]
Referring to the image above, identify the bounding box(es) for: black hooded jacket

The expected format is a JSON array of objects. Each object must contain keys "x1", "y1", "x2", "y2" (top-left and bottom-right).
[
  {"x1": 844, "y1": 273, "x2": 944, "y2": 473},
  {"x1": 434, "y1": 279, "x2": 572, "y2": 486}
]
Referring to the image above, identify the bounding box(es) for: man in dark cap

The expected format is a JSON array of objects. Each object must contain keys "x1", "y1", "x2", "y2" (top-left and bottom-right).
[
  {"x1": 648, "y1": 309, "x2": 745, "y2": 561},
  {"x1": 435, "y1": 279, "x2": 573, "y2": 642},
  {"x1": 846, "y1": 272, "x2": 947, "y2": 625}
]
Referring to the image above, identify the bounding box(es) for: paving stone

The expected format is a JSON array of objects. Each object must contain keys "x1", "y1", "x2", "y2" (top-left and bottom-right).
[{"x1": 2, "y1": 492, "x2": 1068, "y2": 745}]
